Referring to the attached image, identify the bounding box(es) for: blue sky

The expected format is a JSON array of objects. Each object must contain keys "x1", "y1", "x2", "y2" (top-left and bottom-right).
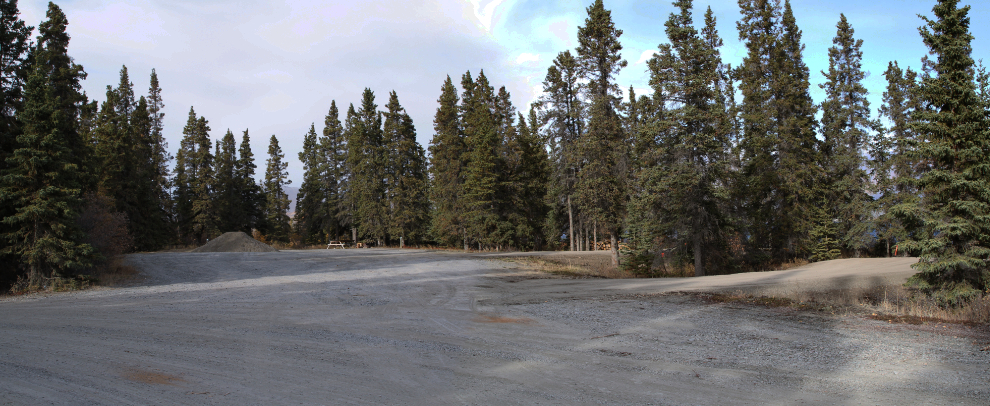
[{"x1": 18, "y1": 0, "x2": 990, "y2": 184}]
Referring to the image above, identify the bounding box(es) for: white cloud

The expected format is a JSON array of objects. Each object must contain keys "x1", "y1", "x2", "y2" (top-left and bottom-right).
[
  {"x1": 515, "y1": 52, "x2": 540, "y2": 65},
  {"x1": 636, "y1": 50, "x2": 657, "y2": 65},
  {"x1": 469, "y1": 0, "x2": 507, "y2": 33}
]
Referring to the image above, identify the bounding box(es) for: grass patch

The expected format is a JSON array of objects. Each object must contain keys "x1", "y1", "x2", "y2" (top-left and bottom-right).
[
  {"x1": 504, "y1": 256, "x2": 634, "y2": 279},
  {"x1": 7, "y1": 257, "x2": 139, "y2": 295},
  {"x1": 698, "y1": 285, "x2": 990, "y2": 325}
]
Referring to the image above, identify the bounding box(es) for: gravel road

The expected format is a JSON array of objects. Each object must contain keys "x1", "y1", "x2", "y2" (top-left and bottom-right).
[{"x1": 1, "y1": 249, "x2": 987, "y2": 405}]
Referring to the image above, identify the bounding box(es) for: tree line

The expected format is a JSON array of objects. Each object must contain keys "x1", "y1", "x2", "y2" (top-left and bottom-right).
[{"x1": 1, "y1": 0, "x2": 987, "y2": 301}]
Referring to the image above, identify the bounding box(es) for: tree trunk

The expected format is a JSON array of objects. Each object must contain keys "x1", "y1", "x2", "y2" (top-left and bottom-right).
[
  {"x1": 886, "y1": 239, "x2": 890, "y2": 258},
  {"x1": 568, "y1": 195, "x2": 575, "y2": 251},
  {"x1": 351, "y1": 227, "x2": 357, "y2": 245},
  {"x1": 593, "y1": 221, "x2": 597, "y2": 251},
  {"x1": 400, "y1": 236, "x2": 404, "y2": 248},
  {"x1": 694, "y1": 234, "x2": 704, "y2": 277},
  {"x1": 610, "y1": 233, "x2": 619, "y2": 266},
  {"x1": 578, "y1": 217, "x2": 583, "y2": 251}
]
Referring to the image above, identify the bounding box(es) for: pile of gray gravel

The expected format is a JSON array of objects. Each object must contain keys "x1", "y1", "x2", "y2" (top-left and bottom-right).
[{"x1": 191, "y1": 231, "x2": 278, "y2": 252}]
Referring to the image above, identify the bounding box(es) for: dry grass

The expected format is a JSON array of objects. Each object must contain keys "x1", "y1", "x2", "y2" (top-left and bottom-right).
[
  {"x1": 705, "y1": 284, "x2": 990, "y2": 325},
  {"x1": 504, "y1": 256, "x2": 635, "y2": 279},
  {"x1": 7, "y1": 258, "x2": 139, "y2": 295},
  {"x1": 775, "y1": 258, "x2": 811, "y2": 271},
  {"x1": 91, "y1": 258, "x2": 139, "y2": 287}
]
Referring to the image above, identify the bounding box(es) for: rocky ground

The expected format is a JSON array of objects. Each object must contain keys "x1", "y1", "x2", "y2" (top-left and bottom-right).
[{"x1": 1, "y1": 249, "x2": 987, "y2": 405}]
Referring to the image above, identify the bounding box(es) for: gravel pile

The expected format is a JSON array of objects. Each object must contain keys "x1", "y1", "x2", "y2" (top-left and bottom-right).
[{"x1": 191, "y1": 231, "x2": 278, "y2": 252}]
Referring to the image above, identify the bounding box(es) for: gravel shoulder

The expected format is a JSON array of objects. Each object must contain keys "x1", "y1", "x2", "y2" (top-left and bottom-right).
[{"x1": 1, "y1": 249, "x2": 987, "y2": 405}]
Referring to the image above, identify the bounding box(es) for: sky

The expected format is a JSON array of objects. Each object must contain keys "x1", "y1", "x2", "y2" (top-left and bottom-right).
[{"x1": 17, "y1": 0, "x2": 990, "y2": 185}]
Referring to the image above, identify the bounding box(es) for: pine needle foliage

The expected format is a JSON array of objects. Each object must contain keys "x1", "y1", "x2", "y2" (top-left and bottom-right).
[
  {"x1": 428, "y1": 76, "x2": 467, "y2": 247},
  {"x1": 0, "y1": 3, "x2": 94, "y2": 285},
  {"x1": 263, "y1": 135, "x2": 291, "y2": 242},
  {"x1": 894, "y1": 0, "x2": 990, "y2": 301},
  {"x1": 633, "y1": 1, "x2": 732, "y2": 276},
  {"x1": 294, "y1": 123, "x2": 323, "y2": 243},
  {"x1": 320, "y1": 101, "x2": 348, "y2": 241},
  {"x1": 574, "y1": 0, "x2": 628, "y2": 265},
  {"x1": 819, "y1": 14, "x2": 875, "y2": 257}
]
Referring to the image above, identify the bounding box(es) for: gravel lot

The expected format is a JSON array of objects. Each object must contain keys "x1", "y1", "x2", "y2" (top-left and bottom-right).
[{"x1": 1, "y1": 249, "x2": 987, "y2": 405}]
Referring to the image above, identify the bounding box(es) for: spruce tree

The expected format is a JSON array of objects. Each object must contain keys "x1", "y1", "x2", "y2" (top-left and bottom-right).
[
  {"x1": 341, "y1": 104, "x2": 361, "y2": 243},
  {"x1": 491, "y1": 86, "x2": 518, "y2": 248},
  {"x1": 773, "y1": 0, "x2": 821, "y2": 259},
  {"x1": 735, "y1": 0, "x2": 820, "y2": 264},
  {"x1": 130, "y1": 94, "x2": 170, "y2": 250},
  {"x1": 146, "y1": 69, "x2": 173, "y2": 239},
  {"x1": 512, "y1": 107, "x2": 551, "y2": 249},
  {"x1": 294, "y1": 123, "x2": 324, "y2": 243},
  {"x1": 383, "y1": 91, "x2": 428, "y2": 246},
  {"x1": 320, "y1": 102, "x2": 347, "y2": 241},
  {"x1": 428, "y1": 76, "x2": 466, "y2": 247},
  {"x1": 190, "y1": 116, "x2": 215, "y2": 243},
  {"x1": 574, "y1": 0, "x2": 627, "y2": 265},
  {"x1": 0, "y1": 0, "x2": 31, "y2": 169},
  {"x1": 539, "y1": 51, "x2": 584, "y2": 251},
  {"x1": 819, "y1": 14, "x2": 875, "y2": 257},
  {"x1": 460, "y1": 70, "x2": 501, "y2": 249},
  {"x1": 0, "y1": 2, "x2": 93, "y2": 285},
  {"x1": 873, "y1": 62, "x2": 920, "y2": 257},
  {"x1": 235, "y1": 129, "x2": 263, "y2": 233},
  {"x1": 263, "y1": 135, "x2": 291, "y2": 243},
  {"x1": 348, "y1": 89, "x2": 387, "y2": 245},
  {"x1": 635, "y1": 0, "x2": 731, "y2": 276},
  {"x1": 214, "y1": 129, "x2": 239, "y2": 232},
  {"x1": 895, "y1": 0, "x2": 990, "y2": 298},
  {"x1": 174, "y1": 107, "x2": 215, "y2": 244}
]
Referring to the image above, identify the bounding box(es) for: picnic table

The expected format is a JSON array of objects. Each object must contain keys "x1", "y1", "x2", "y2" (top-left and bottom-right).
[{"x1": 326, "y1": 241, "x2": 346, "y2": 249}]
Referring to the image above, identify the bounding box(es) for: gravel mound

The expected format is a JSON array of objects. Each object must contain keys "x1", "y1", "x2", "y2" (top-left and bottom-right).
[{"x1": 191, "y1": 231, "x2": 278, "y2": 253}]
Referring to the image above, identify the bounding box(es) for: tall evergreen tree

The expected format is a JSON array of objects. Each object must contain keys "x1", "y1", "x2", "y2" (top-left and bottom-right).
[
  {"x1": 263, "y1": 135, "x2": 291, "y2": 242},
  {"x1": 174, "y1": 107, "x2": 215, "y2": 244},
  {"x1": 491, "y1": 86, "x2": 519, "y2": 248},
  {"x1": 511, "y1": 107, "x2": 551, "y2": 249},
  {"x1": 0, "y1": 0, "x2": 32, "y2": 170},
  {"x1": 773, "y1": 0, "x2": 822, "y2": 259},
  {"x1": 129, "y1": 94, "x2": 170, "y2": 250},
  {"x1": 460, "y1": 70, "x2": 501, "y2": 249},
  {"x1": 428, "y1": 76, "x2": 467, "y2": 247},
  {"x1": 735, "y1": 0, "x2": 820, "y2": 264},
  {"x1": 235, "y1": 129, "x2": 263, "y2": 233},
  {"x1": 634, "y1": 2, "x2": 732, "y2": 276},
  {"x1": 294, "y1": 123, "x2": 324, "y2": 243},
  {"x1": 873, "y1": 62, "x2": 921, "y2": 257},
  {"x1": 341, "y1": 104, "x2": 361, "y2": 243},
  {"x1": 146, "y1": 69, "x2": 173, "y2": 239},
  {"x1": 383, "y1": 91, "x2": 428, "y2": 246},
  {"x1": 574, "y1": 0, "x2": 627, "y2": 265},
  {"x1": 819, "y1": 14, "x2": 875, "y2": 257},
  {"x1": 539, "y1": 51, "x2": 584, "y2": 251},
  {"x1": 348, "y1": 89, "x2": 387, "y2": 245},
  {"x1": 894, "y1": 0, "x2": 990, "y2": 298},
  {"x1": 320, "y1": 102, "x2": 348, "y2": 241},
  {"x1": 0, "y1": 2, "x2": 93, "y2": 285},
  {"x1": 214, "y1": 129, "x2": 240, "y2": 232}
]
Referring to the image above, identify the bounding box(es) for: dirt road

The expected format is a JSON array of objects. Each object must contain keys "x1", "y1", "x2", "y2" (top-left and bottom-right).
[{"x1": 1, "y1": 249, "x2": 987, "y2": 405}]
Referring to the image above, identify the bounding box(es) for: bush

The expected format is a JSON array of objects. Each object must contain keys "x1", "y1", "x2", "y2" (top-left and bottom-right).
[{"x1": 76, "y1": 193, "x2": 135, "y2": 286}]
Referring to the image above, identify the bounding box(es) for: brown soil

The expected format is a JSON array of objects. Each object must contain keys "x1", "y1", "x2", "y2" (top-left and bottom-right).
[
  {"x1": 123, "y1": 369, "x2": 185, "y2": 385},
  {"x1": 191, "y1": 231, "x2": 278, "y2": 253},
  {"x1": 473, "y1": 313, "x2": 537, "y2": 324}
]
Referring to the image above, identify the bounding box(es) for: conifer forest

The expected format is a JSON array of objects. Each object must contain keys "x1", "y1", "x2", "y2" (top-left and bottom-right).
[{"x1": 1, "y1": 0, "x2": 989, "y2": 302}]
